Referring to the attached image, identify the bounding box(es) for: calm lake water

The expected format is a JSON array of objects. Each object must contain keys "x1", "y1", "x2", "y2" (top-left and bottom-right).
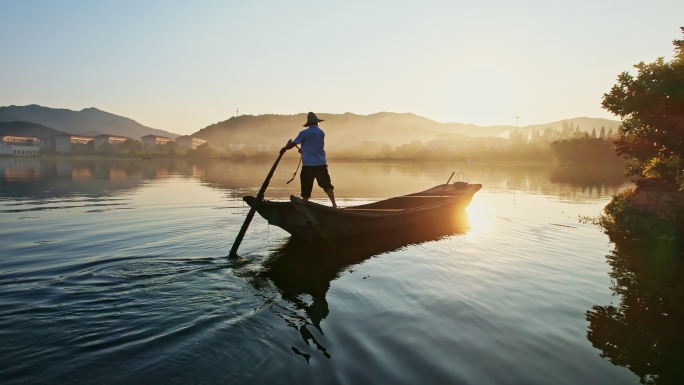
[{"x1": 0, "y1": 157, "x2": 646, "y2": 384}]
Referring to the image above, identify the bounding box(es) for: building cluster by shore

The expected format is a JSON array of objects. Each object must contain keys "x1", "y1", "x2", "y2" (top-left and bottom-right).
[{"x1": 0, "y1": 133, "x2": 208, "y2": 156}]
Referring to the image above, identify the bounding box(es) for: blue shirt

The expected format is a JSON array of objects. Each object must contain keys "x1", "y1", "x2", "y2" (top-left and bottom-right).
[{"x1": 293, "y1": 125, "x2": 327, "y2": 166}]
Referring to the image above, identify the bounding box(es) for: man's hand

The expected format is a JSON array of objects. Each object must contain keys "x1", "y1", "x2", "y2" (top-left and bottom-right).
[{"x1": 280, "y1": 139, "x2": 295, "y2": 155}]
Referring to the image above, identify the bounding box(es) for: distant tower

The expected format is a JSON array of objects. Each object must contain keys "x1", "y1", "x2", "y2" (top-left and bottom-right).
[
  {"x1": 516, "y1": 116, "x2": 520, "y2": 129},
  {"x1": 236, "y1": 108, "x2": 238, "y2": 117}
]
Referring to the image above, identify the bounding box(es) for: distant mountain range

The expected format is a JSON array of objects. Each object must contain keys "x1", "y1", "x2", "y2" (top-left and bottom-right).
[
  {"x1": 0, "y1": 105, "x2": 179, "y2": 139},
  {"x1": 0, "y1": 105, "x2": 621, "y2": 148},
  {"x1": 0, "y1": 121, "x2": 67, "y2": 139},
  {"x1": 192, "y1": 112, "x2": 621, "y2": 150}
]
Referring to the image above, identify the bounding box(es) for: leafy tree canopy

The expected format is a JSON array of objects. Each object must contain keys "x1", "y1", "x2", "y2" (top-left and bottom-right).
[{"x1": 602, "y1": 27, "x2": 684, "y2": 174}]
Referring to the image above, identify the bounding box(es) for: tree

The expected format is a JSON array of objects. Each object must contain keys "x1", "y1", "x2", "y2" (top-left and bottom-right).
[
  {"x1": 120, "y1": 139, "x2": 141, "y2": 154},
  {"x1": 381, "y1": 144, "x2": 392, "y2": 158},
  {"x1": 161, "y1": 141, "x2": 178, "y2": 156},
  {"x1": 187, "y1": 143, "x2": 214, "y2": 158},
  {"x1": 602, "y1": 27, "x2": 684, "y2": 177},
  {"x1": 99, "y1": 142, "x2": 113, "y2": 155},
  {"x1": 550, "y1": 137, "x2": 622, "y2": 164},
  {"x1": 393, "y1": 140, "x2": 426, "y2": 158},
  {"x1": 591, "y1": 128, "x2": 597, "y2": 139},
  {"x1": 600, "y1": 126, "x2": 606, "y2": 139}
]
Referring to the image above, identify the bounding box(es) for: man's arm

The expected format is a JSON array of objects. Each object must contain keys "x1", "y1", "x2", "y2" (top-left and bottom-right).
[
  {"x1": 279, "y1": 139, "x2": 296, "y2": 154},
  {"x1": 281, "y1": 130, "x2": 307, "y2": 154}
]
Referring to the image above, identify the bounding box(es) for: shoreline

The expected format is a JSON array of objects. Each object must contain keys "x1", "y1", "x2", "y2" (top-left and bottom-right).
[{"x1": 0, "y1": 154, "x2": 628, "y2": 168}]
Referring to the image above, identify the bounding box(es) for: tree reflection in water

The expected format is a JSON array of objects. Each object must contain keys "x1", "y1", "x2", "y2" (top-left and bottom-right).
[
  {"x1": 237, "y1": 210, "x2": 470, "y2": 362},
  {"x1": 586, "y1": 236, "x2": 684, "y2": 384}
]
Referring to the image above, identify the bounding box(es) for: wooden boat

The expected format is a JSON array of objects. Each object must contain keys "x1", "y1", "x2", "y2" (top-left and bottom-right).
[{"x1": 243, "y1": 182, "x2": 482, "y2": 240}]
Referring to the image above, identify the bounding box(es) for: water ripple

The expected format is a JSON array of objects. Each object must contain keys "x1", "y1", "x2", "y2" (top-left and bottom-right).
[{"x1": 0, "y1": 161, "x2": 637, "y2": 385}]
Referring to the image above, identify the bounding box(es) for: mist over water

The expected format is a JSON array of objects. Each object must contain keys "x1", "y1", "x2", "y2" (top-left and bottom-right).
[{"x1": 0, "y1": 158, "x2": 643, "y2": 384}]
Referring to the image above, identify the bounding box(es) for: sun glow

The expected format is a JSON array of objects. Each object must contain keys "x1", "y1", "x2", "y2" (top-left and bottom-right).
[{"x1": 465, "y1": 199, "x2": 490, "y2": 237}]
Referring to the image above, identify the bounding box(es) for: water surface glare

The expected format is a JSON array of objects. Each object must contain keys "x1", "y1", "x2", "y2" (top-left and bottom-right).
[{"x1": 0, "y1": 158, "x2": 639, "y2": 384}]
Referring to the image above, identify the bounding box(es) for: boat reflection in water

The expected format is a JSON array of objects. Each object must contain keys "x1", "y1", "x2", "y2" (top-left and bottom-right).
[
  {"x1": 237, "y1": 209, "x2": 470, "y2": 362},
  {"x1": 586, "y1": 234, "x2": 684, "y2": 384}
]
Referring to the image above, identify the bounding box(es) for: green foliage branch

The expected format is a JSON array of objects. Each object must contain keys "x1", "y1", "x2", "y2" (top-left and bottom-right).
[{"x1": 602, "y1": 27, "x2": 684, "y2": 179}]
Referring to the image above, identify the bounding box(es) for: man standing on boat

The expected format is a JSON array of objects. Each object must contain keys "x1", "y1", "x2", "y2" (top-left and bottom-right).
[{"x1": 280, "y1": 112, "x2": 338, "y2": 209}]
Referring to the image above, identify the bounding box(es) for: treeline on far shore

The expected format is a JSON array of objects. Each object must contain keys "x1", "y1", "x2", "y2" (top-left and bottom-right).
[
  {"x1": 34, "y1": 136, "x2": 623, "y2": 165},
  {"x1": 327, "y1": 137, "x2": 623, "y2": 164}
]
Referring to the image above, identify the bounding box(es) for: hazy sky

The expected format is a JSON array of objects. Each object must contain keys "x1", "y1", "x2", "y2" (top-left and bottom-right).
[{"x1": 1, "y1": 1, "x2": 682, "y2": 135}]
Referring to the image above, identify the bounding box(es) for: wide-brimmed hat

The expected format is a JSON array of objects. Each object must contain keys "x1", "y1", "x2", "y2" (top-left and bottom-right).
[{"x1": 303, "y1": 112, "x2": 324, "y2": 127}]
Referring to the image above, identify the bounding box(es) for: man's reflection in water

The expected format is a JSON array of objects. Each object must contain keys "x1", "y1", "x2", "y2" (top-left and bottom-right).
[
  {"x1": 586, "y1": 235, "x2": 684, "y2": 384},
  {"x1": 241, "y1": 211, "x2": 470, "y2": 362}
]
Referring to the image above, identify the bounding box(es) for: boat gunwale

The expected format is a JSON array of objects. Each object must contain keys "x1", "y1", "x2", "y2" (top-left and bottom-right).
[
  {"x1": 245, "y1": 183, "x2": 482, "y2": 219},
  {"x1": 290, "y1": 186, "x2": 479, "y2": 218}
]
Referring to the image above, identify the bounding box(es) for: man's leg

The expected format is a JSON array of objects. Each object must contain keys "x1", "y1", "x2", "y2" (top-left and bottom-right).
[
  {"x1": 315, "y1": 166, "x2": 337, "y2": 208},
  {"x1": 300, "y1": 166, "x2": 314, "y2": 201},
  {"x1": 325, "y1": 188, "x2": 337, "y2": 209}
]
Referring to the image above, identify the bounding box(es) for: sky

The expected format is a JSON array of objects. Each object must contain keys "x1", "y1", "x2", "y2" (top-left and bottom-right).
[{"x1": 1, "y1": 1, "x2": 682, "y2": 135}]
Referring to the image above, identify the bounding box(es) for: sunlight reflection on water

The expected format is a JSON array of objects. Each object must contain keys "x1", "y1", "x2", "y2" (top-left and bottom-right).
[{"x1": 464, "y1": 198, "x2": 490, "y2": 237}]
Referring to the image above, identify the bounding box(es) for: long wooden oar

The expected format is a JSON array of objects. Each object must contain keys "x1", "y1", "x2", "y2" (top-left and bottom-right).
[
  {"x1": 229, "y1": 151, "x2": 285, "y2": 258},
  {"x1": 440, "y1": 172, "x2": 455, "y2": 196}
]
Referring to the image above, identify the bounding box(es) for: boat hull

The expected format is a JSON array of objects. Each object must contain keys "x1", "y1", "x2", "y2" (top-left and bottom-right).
[{"x1": 244, "y1": 183, "x2": 481, "y2": 240}]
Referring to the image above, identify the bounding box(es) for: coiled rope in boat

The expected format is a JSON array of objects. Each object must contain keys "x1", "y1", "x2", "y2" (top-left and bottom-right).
[{"x1": 286, "y1": 145, "x2": 302, "y2": 184}]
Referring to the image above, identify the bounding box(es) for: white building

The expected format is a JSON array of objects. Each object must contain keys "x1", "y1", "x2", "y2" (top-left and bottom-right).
[
  {"x1": 40, "y1": 138, "x2": 54, "y2": 150},
  {"x1": 176, "y1": 136, "x2": 207, "y2": 149},
  {"x1": 141, "y1": 135, "x2": 175, "y2": 149},
  {"x1": 94, "y1": 134, "x2": 128, "y2": 150},
  {"x1": 227, "y1": 143, "x2": 244, "y2": 150},
  {"x1": 0, "y1": 136, "x2": 40, "y2": 156},
  {"x1": 256, "y1": 144, "x2": 271, "y2": 152},
  {"x1": 55, "y1": 135, "x2": 94, "y2": 154}
]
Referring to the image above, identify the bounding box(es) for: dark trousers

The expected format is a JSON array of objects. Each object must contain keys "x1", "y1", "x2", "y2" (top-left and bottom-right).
[{"x1": 300, "y1": 165, "x2": 334, "y2": 198}]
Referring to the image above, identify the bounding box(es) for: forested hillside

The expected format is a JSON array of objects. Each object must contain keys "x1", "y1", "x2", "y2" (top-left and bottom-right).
[
  {"x1": 0, "y1": 121, "x2": 66, "y2": 138},
  {"x1": 192, "y1": 112, "x2": 620, "y2": 151},
  {"x1": 0, "y1": 105, "x2": 178, "y2": 139}
]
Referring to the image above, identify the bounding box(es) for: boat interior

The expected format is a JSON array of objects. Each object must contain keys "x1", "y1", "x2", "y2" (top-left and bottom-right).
[
  {"x1": 245, "y1": 183, "x2": 479, "y2": 214},
  {"x1": 340, "y1": 183, "x2": 478, "y2": 213},
  {"x1": 343, "y1": 195, "x2": 460, "y2": 213}
]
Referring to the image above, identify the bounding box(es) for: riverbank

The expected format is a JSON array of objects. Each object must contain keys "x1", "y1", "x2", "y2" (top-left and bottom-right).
[
  {"x1": 588, "y1": 181, "x2": 684, "y2": 246},
  {"x1": 0, "y1": 152, "x2": 626, "y2": 166}
]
